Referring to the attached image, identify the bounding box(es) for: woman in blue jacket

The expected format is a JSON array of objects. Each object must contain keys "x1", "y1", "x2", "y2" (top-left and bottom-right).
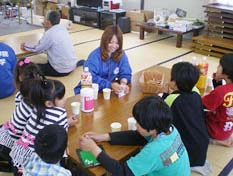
[
  {"x1": 74, "y1": 25, "x2": 132, "y2": 95},
  {"x1": 0, "y1": 42, "x2": 17, "y2": 98}
]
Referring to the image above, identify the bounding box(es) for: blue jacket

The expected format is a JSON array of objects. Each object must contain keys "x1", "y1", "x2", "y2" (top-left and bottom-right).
[
  {"x1": 0, "y1": 42, "x2": 17, "y2": 98},
  {"x1": 74, "y1": 47, "x2": 132, "y2": 94}
]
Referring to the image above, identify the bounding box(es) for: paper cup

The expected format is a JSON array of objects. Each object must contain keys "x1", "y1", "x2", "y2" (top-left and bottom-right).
[
  {"x1": 92, "y1": 83, "x2": 99, "y2": 100},
  {"x1": 127, "y1": 117, "x2": 137, "y2": 130},
  {"x1": 110, "y1": 122, "x2": 122, "y2": 132},
  {"x1": 71, "y1": 102, "x2": 81, "y2": 115},
  {"x1": 103, "y1": 88, "x2": 111, "y2": 100},
  {"x1": 206, "y1": 77, "x2": 214, "y2": 90}
]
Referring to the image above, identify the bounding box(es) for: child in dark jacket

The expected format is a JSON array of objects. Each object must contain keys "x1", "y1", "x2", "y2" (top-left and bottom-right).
[{"x1": 163, "y1": 62, "x2": 211, "y2": 176}]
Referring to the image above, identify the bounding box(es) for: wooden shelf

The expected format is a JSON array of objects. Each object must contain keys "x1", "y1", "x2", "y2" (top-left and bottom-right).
[
  {"x1": 192, "y1": 3, "x2": 233, "y2": 57},
  {"x1": 203, "y1": 3, "x2": 233, "y2": 13},
  {"x1": 208, "y1": 22, "x2": 233, "y2": 29},
  {"x1": 206, "y1": 11, "x2": 233, "y2": 19},
  {"x1": 192, "y1": 34, "x2": 233, "y2": 57}
]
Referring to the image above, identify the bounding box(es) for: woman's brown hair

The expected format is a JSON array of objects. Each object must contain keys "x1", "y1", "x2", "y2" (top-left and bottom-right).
[{"x1": 100, "y1": 25, "x2": 123, "y2": 62}]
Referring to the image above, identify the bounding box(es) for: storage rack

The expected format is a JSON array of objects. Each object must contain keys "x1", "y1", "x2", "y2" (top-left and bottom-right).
[{"x1": 192, "y1": 3, "x2": 233, "y2": 58}]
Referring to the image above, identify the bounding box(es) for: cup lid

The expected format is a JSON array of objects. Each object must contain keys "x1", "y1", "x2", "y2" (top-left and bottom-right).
[{"x1": 111, "y1": 122, "x2": 122, "y2": 128}]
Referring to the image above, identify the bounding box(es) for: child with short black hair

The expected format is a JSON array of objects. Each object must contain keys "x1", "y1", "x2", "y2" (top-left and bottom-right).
[
  {"x1": 79, "y1": 95, "x2": 190, "y2": 176},
  {"x1": 23, "y1": 124, "x2": 71, "y2": 175},
  {"x1": 202, "y1": 53, "x2": 233, "y2": 147},
  {"x1": 164, "y1": 62, "x2": 210, "y2": 176}
]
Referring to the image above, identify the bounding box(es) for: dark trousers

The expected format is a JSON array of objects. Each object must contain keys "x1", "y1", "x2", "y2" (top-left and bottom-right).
[
  {"x1": 60, "y1": 157, "x2": 88, "y2": 176},
  {"x1": 38, "y1": 62, "x2": 71, "y2": 77},
  {"x1": 0, "y1": 144, "x2": 12, "y2": 173},
  {"x1": 0, "y1": 144, "x2": 22, "y2": 175}
]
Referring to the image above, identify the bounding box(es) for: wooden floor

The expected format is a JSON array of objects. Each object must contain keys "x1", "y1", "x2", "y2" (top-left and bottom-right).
[{"x1": 0, "y1": 23, "x2": 232, "y2": 176}]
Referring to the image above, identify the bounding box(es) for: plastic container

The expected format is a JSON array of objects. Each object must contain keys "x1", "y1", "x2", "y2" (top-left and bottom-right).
[
  {"x1": 196, "y1": 57, "x2": 209, "y2": 90},
  {"x1": 201, "y1": 57, "x2": 209, "y2": 75},
  {"x1": 80, "y1": 87, "x2": 94, "y2": 112},
  {"x1": 196, "y1": 74, "x2": 207, "y2": 90},
  {"x1": 191, "y1": 56, "x2": 197, "y2": 66},
  {"x1": 81, "y1": 67, "x2": 92, "y2": 88}
]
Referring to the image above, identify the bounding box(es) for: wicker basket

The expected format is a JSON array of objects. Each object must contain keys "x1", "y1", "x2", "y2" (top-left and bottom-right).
[{"x1": 139, "y1": 69, "x2": 164, "y2": 94}]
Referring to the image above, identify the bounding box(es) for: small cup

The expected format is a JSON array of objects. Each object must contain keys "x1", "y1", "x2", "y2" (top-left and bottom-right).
[
  {"x1": 92, "y1": 83, "x2": 99, "y2": 100},
  {"x1": 103, "y1": 88, "x2": 111, "y2": 100},
  {"x1": 207, "y1": 77, "x2": 213, "y2": 89},
  {"x1": 110, "y1": 122, "x2": 122, "y2": 132},
  {"x1": 127, "y1": 117, "x2": 137, "y2": 130},
  {"x1": 71, "y1": 102, "x2": 81, "y2": 115}
]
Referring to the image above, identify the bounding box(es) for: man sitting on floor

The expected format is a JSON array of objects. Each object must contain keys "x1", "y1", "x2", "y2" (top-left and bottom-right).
[{"x1": 21, "y1": 10, "x2": 84, "y2": 77}]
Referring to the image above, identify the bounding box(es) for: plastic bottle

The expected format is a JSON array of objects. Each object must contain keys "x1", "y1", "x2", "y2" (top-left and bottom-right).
[
  {"x1": 81, "y1": 67, "x2": 92, "y2": 88},
  {"x1": 191, "y1": 56, "x2": 197, "y2": 66},
  {"x1": 202, "y1": 57, "x2": 209, "y2": 75},
  {"x1": 80, "y1": 87, "x2": 94, "y2": 112},
  {"x1": 196, "y1": 57, "x2": 209, "y2": 90}
]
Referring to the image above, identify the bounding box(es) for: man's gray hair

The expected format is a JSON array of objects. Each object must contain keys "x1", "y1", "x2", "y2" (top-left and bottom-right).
[{"x1": 45, "y1": 10, "x2": 60, "y2": 26}]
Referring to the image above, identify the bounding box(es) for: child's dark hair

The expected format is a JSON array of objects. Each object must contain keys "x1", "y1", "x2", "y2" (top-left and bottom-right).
[
  {"x1": 34, "y1": 124, "x2": 67, "y2": 164},
  {"x1": 16, "y1": 58, "x2": 45, "y2": 103},
  {"x1": 220, "y1": 53, "x2": 233, "y2": 82},
  {"x1": 171, "y1": 62, "x2": 199, "y2": 92},
  {"x1": 15, "y1": 58, "x2": 45, "y2": 87},
  {"x1": 133, "y1": 95, "x2": 173, "y2": 134},
  {"x1": 29, "y1": 79, "x2": 65, "y2": 123},
  {"x1": 54, "y1": 80, "x2": 66, "y2": 100}
]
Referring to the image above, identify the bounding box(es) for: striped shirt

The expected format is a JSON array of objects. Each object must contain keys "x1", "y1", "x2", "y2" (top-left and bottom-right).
[
  {"x1": 15, "y1": 91, "x2": 23, "y2": 107},
  {"x1": 0, "y1": 93, "x2": 33, "y2": 149},
  {"x1": 10, "y1": 106, "x2": 68, "y2": 167}
]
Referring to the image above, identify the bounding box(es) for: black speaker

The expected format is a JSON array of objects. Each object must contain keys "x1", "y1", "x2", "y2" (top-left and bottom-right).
[{"x1": 118, "y1": 17, "x2": 130, "y2": 33}]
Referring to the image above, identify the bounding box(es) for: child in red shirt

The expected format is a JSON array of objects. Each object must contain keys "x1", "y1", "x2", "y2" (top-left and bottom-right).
[{"x1": 202, "y1": 53, "x2": 233, "y2": 147}]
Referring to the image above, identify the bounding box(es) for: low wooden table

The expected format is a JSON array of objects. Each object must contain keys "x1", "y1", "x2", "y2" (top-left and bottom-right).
[
  {"x1": 66, "y1": 66, "x2": 171, "y2": 176},
  {"x1": 137, "y1": 22, "x2": 204, "y2": 48},
  {"x1": 65, "y1": 65, "x2": 212, "y2": 175},
  {"x1": 1, "y1": 33, "x2": 42, "y2": 58}
]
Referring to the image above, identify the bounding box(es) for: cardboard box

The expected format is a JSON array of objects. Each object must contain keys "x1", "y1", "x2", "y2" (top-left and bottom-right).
[
  {"x1": 46, "y1": 2, "x2": 58, "y2": 11},
  {"x1": 126, "y1": 10, "x2": 154, "y2": 32},
  {"x1": 61, "y1": 6, "x2": 70, "y2": 19},
  {"x1": 34, "y1": 1, "x2": 47, "y2": 16},
  {"x1": 44, "y1": 2, "x2": 59, "y2": 16},
  {"x1": 42, "y1": 0, "x2": 58, "y2": 2}
]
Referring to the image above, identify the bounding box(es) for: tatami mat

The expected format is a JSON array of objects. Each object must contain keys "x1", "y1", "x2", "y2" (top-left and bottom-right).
[{"x1": 0, "y1": 23, "x2": 232, "y2": 176}]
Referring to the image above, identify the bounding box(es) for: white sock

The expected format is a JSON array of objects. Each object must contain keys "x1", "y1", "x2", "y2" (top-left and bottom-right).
[{"x1": 191, "y1": 160, "x2": 212, "y2": 176}]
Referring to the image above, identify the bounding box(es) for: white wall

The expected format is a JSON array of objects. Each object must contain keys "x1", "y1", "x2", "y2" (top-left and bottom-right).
[
  {"x1": 122, "y1": 0, "x2": 209, "y2": 21},
  {"x1": 122, "y1": 0, "x2": 140, "y2": 10}
]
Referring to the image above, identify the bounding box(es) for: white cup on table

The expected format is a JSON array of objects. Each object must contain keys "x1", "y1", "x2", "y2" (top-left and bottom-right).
[
  {"x1": 103, "y1": 88, "x2": 111, "y2": 100},
  {"x1": 127, "y1": 117, "x2": 137, "y2": 131},
  {"x1": 71, "y1": 102, "x2": 81, "y2": 115},
  {"x1": 110, "y1": 122, "x2": 122, "y2": 132},
  {"x1": 92, "y1": 83, "x2": 99, "y2": 100}
]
